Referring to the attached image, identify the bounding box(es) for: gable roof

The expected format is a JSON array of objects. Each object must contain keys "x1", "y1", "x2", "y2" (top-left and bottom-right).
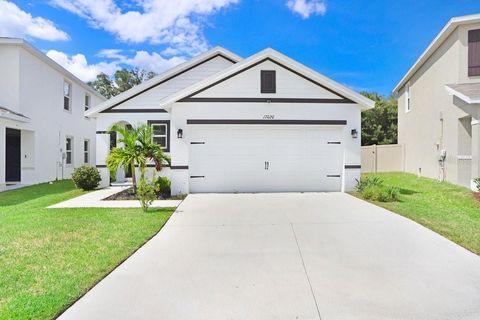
[
  {"x1": 393, "y1": 14, "x2": 480, "y2": 93},
  {"x1": 85, "y1": 47, "x2": 242, "y2": 117},
  {"x1": 159, "y1": 48, "x2": 374, "y2": 110},
  {"x1": 0, "y1": 38, "x2": 105, "y2": 100}
]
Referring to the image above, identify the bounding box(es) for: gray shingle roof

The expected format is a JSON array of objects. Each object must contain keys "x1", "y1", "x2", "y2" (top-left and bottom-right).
[{"x1": 445, "y1": 83, "x2": 480, "y2": 104}]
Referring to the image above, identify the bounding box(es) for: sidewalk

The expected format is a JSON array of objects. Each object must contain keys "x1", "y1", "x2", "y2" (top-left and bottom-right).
[{"x1": 48, "y1": 186, "x2": 182, "y2": 208}]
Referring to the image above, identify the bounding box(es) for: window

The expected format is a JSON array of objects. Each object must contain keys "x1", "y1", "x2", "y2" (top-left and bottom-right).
[
  {"x1": 65, "y1": 137, "x2": 73, "y2": 165},
  {"x1": 83, "y1": 139, "x2": 89, "y2": 164},
  {"x1": 148, "y1": 120, "x2": 170, "y2": 152},
  {"x1": 64, "y1": 81, "x2": 72, "y2": 111},
  {"x1": 110, "y1": 131, "x2": 117, "y2": 150},
  {"x1": 405, "y1": 82, "x2": 411, "y2": 112},
  {"x1": 261, "y1": 70, "x2": 276, "y2": 93},
  {"x1": 468, "y1": 29, "x2": 480, "y2": 76},
  {"x1": 85, "y1": 93, "x2": 91, "y2": 111}
]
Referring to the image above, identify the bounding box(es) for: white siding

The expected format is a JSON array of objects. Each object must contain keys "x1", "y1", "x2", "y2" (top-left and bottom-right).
[{"x1": 113, "y1": 56, "x2": 235, "y2": 110}]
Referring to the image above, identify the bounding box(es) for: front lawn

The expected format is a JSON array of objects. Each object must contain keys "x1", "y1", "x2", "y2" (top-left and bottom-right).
[
  {"x1": 0, "y1": 181, "x2": 175, "y2": 320},
  {"x1": 354, "y1": 172, "x2": 480, "y2": 255}
]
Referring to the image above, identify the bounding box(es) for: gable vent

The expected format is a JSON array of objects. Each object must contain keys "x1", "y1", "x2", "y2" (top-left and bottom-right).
[{"x1": 261, "y1": 70, "x2": 276, "y2": 93}]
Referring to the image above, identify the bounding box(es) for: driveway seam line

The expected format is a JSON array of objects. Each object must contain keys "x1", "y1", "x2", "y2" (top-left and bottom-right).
[{"x1": 290, "y1": 223, "x2": 322, "y2": 320}]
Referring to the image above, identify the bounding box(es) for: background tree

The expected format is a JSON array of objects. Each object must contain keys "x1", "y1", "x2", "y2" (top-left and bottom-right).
[
  {"x1": 361, "y1": 92, "x2": 398, "y2": 146},
  {"x1": 88, "y1": 68, "x2": 156, "y2": 98}
]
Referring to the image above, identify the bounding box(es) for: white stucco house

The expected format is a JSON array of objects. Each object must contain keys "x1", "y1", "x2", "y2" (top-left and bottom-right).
[
  {"x1": 0, "y1": 38, "x2": 105, "y2": 191},
  {"x1": 86, "y1": 47, "x2": 373, "y2": 195}
]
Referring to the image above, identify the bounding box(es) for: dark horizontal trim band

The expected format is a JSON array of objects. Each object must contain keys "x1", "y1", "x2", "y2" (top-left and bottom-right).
[
  {"x1": 96, "y1": 165, "x2": 107, "y2": 168},
  {"x1": 187, "y1": 119, "x2": 347, "y2": 125},
  {"x1": 327, "y1": 175, "x2": 341, "y2": 178},
  {"x1": 102, "y1": 109, "x2": 168, "y2": 113},
  {"x1": 190, "y1": 175, "x2": 205, "y2": 179},
  {"x1": 344, "y1": 165, "x2": 361, "y2": 169},
  {"x1": 328, "y1": 141, "x2": 341, "y2": 144},
  {"x1": 180, "y1": 97, "x2": 351, "y2": 104},
  {"x1": 190, "y1": 142, "x2": 205, "y2": 144},
  {"x1": 171, "y1": 165, "x2": 189, "y2": 170},
  {"x1": 96, "y1": 131, "x2": 109, "y2": 134}
]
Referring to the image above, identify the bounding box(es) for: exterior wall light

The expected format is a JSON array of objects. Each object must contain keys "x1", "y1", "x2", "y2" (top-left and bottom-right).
[
  {"x1": 177, "y1": 128, "x2": 183, "y2": 139},
  {"x1": 351, "y1": 129, "x2": 358, "y2": 139}
]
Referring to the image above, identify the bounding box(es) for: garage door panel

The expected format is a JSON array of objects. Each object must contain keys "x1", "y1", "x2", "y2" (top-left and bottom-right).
[{"x1": 189, "y1": 125, "x2": 344, "y2": 193}]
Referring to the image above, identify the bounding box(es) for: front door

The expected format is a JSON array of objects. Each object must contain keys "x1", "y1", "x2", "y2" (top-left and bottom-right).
[{"x1": 6, "y1": 128, "x2": 21, "y2": 182}]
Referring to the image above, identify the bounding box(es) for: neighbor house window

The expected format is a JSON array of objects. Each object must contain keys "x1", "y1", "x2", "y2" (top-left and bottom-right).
[
  {"x1": 405, "y1": 82, "x2": 411, "y2": 112},
  {"x1": 148, "y1": 120, "x2": 170, "y2": 152},
  {"x1": 84, "y1": 93, "x2": 90, "y2": 111},
  {"x1": 66, "y1": 137, "x2": 73, "y2": 165},
  {"x1": 261, "y1": 70, "x2": 276, "y2": 93},
  {"x1": 64, "y1": 81, "x2": 72, "y2": 111},
  {"x1": 83, "y1": 139, "x2": 89, "y2": 164},
  {"x1": 468, "y1": 29, "x2": 480, "y2": 76}
]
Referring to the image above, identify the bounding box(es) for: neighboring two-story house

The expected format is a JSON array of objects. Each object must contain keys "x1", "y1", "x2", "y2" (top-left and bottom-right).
[
  {"x1": 0, "y1": 38, "x2": 105, "y2": 191},
  {"x1": 393, "y1": 14, "x2": 480, "y2": 188}
]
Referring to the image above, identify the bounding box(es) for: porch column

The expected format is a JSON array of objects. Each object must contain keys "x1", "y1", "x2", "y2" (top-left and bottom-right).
[
  {"x1": 471, "y1": 118, "x2": 480, "y2": 190},
  {"x1": 96, "y1": 132, "x2": 110, "y2": 188},
  {"x1": 0, "y1": 125, "x2": 5, "y2": 191}
]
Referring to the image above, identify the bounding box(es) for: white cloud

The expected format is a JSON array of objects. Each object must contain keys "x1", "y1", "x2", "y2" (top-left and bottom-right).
[
  {"x1": 49, "y1": 0, "x2": 239, "y2": 55},
  {"x1": 0, "y1": 0, "x2": 69, "y2": 41},
  {"x1": 286, "y1": 0, "x2": 327, "y2": 19},
  {"x1": 47, "y1": 49, "x2": 186, "y2": 82}
]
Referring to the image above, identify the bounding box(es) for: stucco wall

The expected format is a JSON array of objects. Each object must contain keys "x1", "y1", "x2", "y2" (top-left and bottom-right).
[
  {"x1": 397, "y1": 27, "x2": 468, "y2": 184},
  {"x1": 0, "y1": 44, "x2": 104, "y2": 187}
]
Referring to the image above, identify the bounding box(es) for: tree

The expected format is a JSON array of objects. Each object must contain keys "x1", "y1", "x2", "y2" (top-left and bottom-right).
[
  {"x1": 106, "y1": 123, "x2": 170, "y2": 193},
  {"x1": 361, "y1": 92, "x2": 398, "y2": 146},
  {"x1": 88, "y1": 68, "x2": 157, "y2": 98}
]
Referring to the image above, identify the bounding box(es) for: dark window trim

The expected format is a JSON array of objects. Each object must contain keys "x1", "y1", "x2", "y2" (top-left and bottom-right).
[
  {"x1": 179, "y1": 57, "x2": 353, "y2": 103},
  {"x1": 147, "y1": 120, "x2": 171, "y2": 152},
  {"x1": 187, "y1": 119, "x2": 347, "y2": 125},
  {"x1": 261, "y1": 70, "x2": 276, "y2": 93},
  {"x1": 100, "y1": 54, "x2": 237, "y2": 113}
]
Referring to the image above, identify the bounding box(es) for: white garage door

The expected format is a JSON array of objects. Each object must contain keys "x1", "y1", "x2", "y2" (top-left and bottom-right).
[{"x1": 189, "y1": 125, "x2": 344, "y2": 193}]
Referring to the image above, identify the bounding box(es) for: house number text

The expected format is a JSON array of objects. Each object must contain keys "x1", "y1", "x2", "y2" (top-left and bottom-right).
[{"x1": 263, "y1": 114, "x2": 275, "y2": 120}]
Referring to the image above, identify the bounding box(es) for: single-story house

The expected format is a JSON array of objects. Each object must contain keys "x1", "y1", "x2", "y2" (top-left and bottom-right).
[
  {"x1": 393, "y1": 14, "x2": 480, "y2": 188},
  {"x1": 0, "y1": 38, "x2": 105, "y2": 191},
  {"x1": 86, "y1": 47, "x2": 374, "y2": 195}
]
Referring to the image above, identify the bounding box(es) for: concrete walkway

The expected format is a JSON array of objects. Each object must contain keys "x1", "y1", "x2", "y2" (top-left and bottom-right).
[
  {"x1": 48, "y1": 186, "x2": 182, "y2": 208},
  {"x1": 58, "y1": 193, "x2": 480, "y2": 320}
]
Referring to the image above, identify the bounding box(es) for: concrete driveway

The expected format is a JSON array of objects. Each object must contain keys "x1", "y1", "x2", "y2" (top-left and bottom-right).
[{"x1": 58, "y1": 193, "x2": 480, "y2": 320}]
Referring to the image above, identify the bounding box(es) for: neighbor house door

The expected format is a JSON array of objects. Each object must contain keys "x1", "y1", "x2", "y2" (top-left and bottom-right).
[{"x1": 6, "y1": 128, "x2": 21, "y2": 182}]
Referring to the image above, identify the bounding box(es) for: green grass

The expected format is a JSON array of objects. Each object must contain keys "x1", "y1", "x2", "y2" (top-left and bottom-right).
[
  {"x1": 354, "y1": 172, "x2": 480, "y2": 255},
  {"x1": 0, "y1": 181, "x2": 175, "y2": 319}
]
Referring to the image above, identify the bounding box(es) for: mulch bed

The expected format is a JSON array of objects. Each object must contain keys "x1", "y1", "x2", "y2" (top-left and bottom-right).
[{"x1": 103, "y1": 187, "x2": 186, "y2": 201}]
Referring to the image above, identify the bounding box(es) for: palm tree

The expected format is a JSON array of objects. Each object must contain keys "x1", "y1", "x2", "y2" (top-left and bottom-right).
[
  {"x1": 106, "y1": 124, "x2": 144, "y2": 193},
  {"x1": 106, "y1": 123, "x2": 171, "y2": 193},
  {"x1": 136, "y1": 123, "x2": 171, "y2": 171}
]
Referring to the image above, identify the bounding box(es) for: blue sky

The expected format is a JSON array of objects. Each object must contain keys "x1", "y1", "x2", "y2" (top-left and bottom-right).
[{"x1": 1, "y1": 0, "x2": 479, "y2": 94}]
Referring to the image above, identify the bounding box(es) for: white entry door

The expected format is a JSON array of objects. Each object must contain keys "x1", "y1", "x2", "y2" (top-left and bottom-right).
[{"x1": 188, "y1": 125, "x2": 344, "y2": 193}]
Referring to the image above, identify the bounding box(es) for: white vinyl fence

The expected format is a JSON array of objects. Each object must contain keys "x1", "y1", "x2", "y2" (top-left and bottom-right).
[{"x1": 361, "y1": 144, "x2": 405, "y2": 173}]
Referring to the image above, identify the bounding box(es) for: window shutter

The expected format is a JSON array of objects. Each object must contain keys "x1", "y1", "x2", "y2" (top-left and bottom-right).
[
  {"x1": 468, "y1": 29, "x2": 480, "y2": 77},
  {"x1": 261, "y1": 70, "x2": 276, "y2": 93}
]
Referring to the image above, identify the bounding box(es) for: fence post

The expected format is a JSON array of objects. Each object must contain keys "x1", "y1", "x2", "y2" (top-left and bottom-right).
[{"x1": 373, "y1": 144, "x2": 377, "y2": 173}]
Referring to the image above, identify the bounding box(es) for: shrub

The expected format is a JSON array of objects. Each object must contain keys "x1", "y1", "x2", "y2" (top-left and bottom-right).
[
  {"x1": 154, "y1": 176, "x2": 171, "y2": 199},
  {"x1": 361, "y1": 185, "x2": 399, "y2": 202},
  {"x1": 355, "y1": 176, "x2": 383, "y2": 192},
  {"x1": 473, "y1": 177, "x2": 480, "y2": 191},
  {"x1": 71, "y1": 165, "x2": 101, "y2": 191},
  {"x1": 137, "y1": 177, "x2": 157, "y2": 212}
]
